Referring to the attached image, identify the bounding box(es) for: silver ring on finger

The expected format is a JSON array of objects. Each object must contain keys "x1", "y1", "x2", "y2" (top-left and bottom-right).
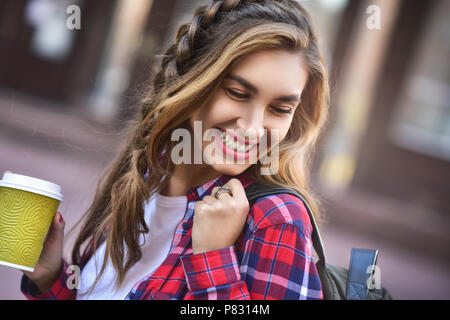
[{"x1": 214, "y1": 186, "x2": 233, "y2": 199}]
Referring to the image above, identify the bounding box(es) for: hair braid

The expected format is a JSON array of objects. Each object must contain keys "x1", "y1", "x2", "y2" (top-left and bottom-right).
[
  {"x1": 151, "y1": 1, "x2": 246, "y2": 93},
  {"x1": 177, "y1": 0, "x2": 242, "y2": 69},
  {"x1": 138, "y1": 0, "x2": 247, "y2": 160}
]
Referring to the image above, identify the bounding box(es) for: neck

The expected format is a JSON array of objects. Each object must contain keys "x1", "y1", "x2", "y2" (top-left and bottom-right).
[{"x1": 160, "y1": 163, "x2": 221, "y2": 197}]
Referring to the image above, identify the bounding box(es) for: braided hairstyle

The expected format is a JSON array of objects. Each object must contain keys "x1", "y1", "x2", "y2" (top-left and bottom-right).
[{"x1": 71, "y1": 0, "x2": 329, "y2": 293}]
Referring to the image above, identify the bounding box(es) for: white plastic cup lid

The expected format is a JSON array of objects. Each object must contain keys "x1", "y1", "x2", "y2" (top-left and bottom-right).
[{"x1": 0, "y1": 172, "x2": 63, "y2": 202}]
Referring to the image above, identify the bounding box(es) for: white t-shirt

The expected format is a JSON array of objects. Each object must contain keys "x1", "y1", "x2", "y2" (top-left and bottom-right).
[{"x1": 77, "y1": 193, "x2": 187, "y2": 300}]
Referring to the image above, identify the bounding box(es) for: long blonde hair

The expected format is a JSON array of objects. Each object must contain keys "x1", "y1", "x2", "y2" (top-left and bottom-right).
[{"x1": 71, "y1": 0, "x2": 330, "y2": 294}]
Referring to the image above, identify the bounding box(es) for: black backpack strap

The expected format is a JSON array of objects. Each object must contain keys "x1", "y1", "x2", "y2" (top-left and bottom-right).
[
  {"x1": 346, "y1": 248, "x2": 379, "y2": 300},
  {"x1": 245, "y1": 183, "x2": 327, "y2": 265}
]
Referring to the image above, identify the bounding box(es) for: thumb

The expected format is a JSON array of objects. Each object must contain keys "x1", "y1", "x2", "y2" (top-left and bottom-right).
[
  {"x1": 25, "y1": 212, "x2": 65, "y2": 281},
  {"x1": 42, "y1": 212, "x2": 65, "y2": 252},
  {"x1": 50, "y1": 211, "x2": 65, "y2": 233}
]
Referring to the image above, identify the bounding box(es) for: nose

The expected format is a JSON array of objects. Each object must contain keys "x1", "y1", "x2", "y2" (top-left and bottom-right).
[{"x1": 236, "y1": 106, "x2": 265, "y2": 142}]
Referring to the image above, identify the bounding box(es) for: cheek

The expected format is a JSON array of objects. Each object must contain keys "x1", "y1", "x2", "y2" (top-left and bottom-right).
[
  {"x1": 278, "y1": 123, "x2": 291, "y2": 141},
  {"x1": 204, "y1": 97, "x2": 236, "y2": 127},
  {"x1": 191, "y1": 96, "x2": 231, "y2": 129},
  {"x1": 267, "y1": 117, "x2": 294, "y2": 143}
]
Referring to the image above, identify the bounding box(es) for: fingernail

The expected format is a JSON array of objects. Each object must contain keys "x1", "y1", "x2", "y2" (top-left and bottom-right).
[{"x1": 59, "y1": 213, "x2": 64, "y2": 223}]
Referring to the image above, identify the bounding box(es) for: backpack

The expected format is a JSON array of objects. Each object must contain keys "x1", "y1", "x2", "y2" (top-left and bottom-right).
[{"x1": 245, "y1": 183, "x2": 393, "y2": 300}]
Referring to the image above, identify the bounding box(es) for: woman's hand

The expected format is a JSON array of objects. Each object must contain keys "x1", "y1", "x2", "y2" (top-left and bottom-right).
[
  {"x1": 4, "y1": 170, "x2": 65, "y2": 292},
  {"x1": 192, "y1": 178, "x2": 249, "y2": 254},
  {"x1": 23, "y1": 210, "x2": 65, "y2": 293}
]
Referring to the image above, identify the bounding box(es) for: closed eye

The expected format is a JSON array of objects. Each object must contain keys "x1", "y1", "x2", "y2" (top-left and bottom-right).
[
  {"x1": 227, "y1": 88, "x2": 294, "y2": 115},
  {"x1": 271, "y1": 106, "x2": 293, "y2": 115},
  {"x1": 226, "y1": 88, "x2": 249, "y2": 99}
]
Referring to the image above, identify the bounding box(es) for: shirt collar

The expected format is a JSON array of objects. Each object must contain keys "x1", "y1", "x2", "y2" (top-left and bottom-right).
[{"x1": 186, "y1": 168, "x2": 255, "y2": 201}]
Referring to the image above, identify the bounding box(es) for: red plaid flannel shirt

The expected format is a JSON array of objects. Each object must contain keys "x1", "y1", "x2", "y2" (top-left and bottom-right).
[{"x1": 21, "y1": 170, "x2": 322, "y2": 300}]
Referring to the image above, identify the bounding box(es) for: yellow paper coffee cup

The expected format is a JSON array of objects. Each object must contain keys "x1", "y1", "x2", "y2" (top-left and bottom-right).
[{"x1": 0, "y1": 173, "x2": 63, "y2": 272}]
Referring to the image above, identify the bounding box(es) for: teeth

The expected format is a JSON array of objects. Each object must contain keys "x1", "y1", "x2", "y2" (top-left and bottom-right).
[{"x1": 220, "y1": 131, "x2": 254, "y2": 152}]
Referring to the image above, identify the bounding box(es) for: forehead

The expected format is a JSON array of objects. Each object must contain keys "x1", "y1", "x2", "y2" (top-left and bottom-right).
[{"x1": 226, "y1": 49, "x2": 309, "y2": 93}]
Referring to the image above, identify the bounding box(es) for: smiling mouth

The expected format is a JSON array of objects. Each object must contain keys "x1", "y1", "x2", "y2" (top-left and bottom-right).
[{"x1": 216, "y1": 128, "x2": 258, "y2": 153}]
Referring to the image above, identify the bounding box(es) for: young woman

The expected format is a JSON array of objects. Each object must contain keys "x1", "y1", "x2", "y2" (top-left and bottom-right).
[{"x1": 20, "y1": 0, "x2": 329, "y2": 300}]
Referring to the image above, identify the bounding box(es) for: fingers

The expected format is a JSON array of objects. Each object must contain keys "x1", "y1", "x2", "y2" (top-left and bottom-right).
[
  {"x1": 44, "y1": 214, "x2": 64, "y2": 249},
  {"x1": 209, "y1": 179, "x2": 246, "y2": 202},
  {"x1": 56, "y1": 211, "x2": 64, "y2": 227},
  {"x1": 223, "y1": 178, "x2": 247, "y2": 203},
  {"x1": 210, "y1": 186, "x2": 232, "y2": 201},
  {"x1": 201, "y1": 195, "x2": 217, "y2": 205},
  {"x1": 50, "y1": 211, "x2": 65, "y2": 231},
  {"x1": 192, "y1": 179, "x2": 250, "y2": 254}
]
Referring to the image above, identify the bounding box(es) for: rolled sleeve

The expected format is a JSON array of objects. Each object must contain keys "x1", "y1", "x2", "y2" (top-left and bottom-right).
[
  {"x1": 180, "y1": 246, "x2": 241, "y2": 292},
  {"x1": 21, "y1": 259, "x2": 76, "y2": 300}
]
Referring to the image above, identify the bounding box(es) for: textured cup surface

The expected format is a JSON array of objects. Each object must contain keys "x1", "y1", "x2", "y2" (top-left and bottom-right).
[{"x1": 0, "y1": 187, "x2": 60, "y2": 271}]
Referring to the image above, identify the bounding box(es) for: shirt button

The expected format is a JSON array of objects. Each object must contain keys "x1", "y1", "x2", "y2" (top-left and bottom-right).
[{"x1": 182, "y1": 222, "x2": 190, "y2": 230}]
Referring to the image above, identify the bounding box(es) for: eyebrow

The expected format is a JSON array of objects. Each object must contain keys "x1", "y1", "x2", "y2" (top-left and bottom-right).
[{"x1": 224, "y1": 74, "x2": 301, "y2": 102}]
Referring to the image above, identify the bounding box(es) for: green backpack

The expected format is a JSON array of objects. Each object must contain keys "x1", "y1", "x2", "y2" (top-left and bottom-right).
[{"x1": 245, "y1": 183, "x2": 393, "y2": 300}]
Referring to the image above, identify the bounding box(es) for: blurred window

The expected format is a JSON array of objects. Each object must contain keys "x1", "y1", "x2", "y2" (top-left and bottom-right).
[
  {"x1": 300, "y1": 0, "x2": 348, "y2": 64},
  {"x1": 25, "y1": 0, "x2": 82, "y2": 61},
  {"x1": 389, "y1": 0, "x2": 450, "y2": 161}
]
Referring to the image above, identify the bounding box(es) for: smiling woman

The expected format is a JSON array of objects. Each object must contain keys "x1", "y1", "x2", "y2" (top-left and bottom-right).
[
  {"x1": 20, "y1": 0, "x2": 330, "y2": 300},
  {"x1": 189, "y1": 49, "x2": 309, "y2": 176}
]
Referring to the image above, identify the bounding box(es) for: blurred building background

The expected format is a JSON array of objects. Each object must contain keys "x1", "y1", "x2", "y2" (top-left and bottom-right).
[{"x1": 0, "y1": 0, "x2": 449, "y2": 299}]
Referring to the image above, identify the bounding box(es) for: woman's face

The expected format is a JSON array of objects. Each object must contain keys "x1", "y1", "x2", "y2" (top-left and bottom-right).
[{"x1": 189, "y1": 49, "x2": 309, "y2": 176}]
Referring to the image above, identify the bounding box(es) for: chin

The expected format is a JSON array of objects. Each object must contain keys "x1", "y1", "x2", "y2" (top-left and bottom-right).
[{"x1": 210, "y1": 163, "x2": 252, "y2": 177}]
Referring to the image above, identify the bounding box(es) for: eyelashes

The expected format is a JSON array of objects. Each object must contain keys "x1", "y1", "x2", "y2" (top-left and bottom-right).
[
  {"x1": 226, "y1": 88, "x2": 248, "y2": 99},
  {"x1": 225, "y1": 88, "x2": 293, "y2": 115},
  {"x1": 271, "y1": 106, "x2": 293, "y2": 115}
]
